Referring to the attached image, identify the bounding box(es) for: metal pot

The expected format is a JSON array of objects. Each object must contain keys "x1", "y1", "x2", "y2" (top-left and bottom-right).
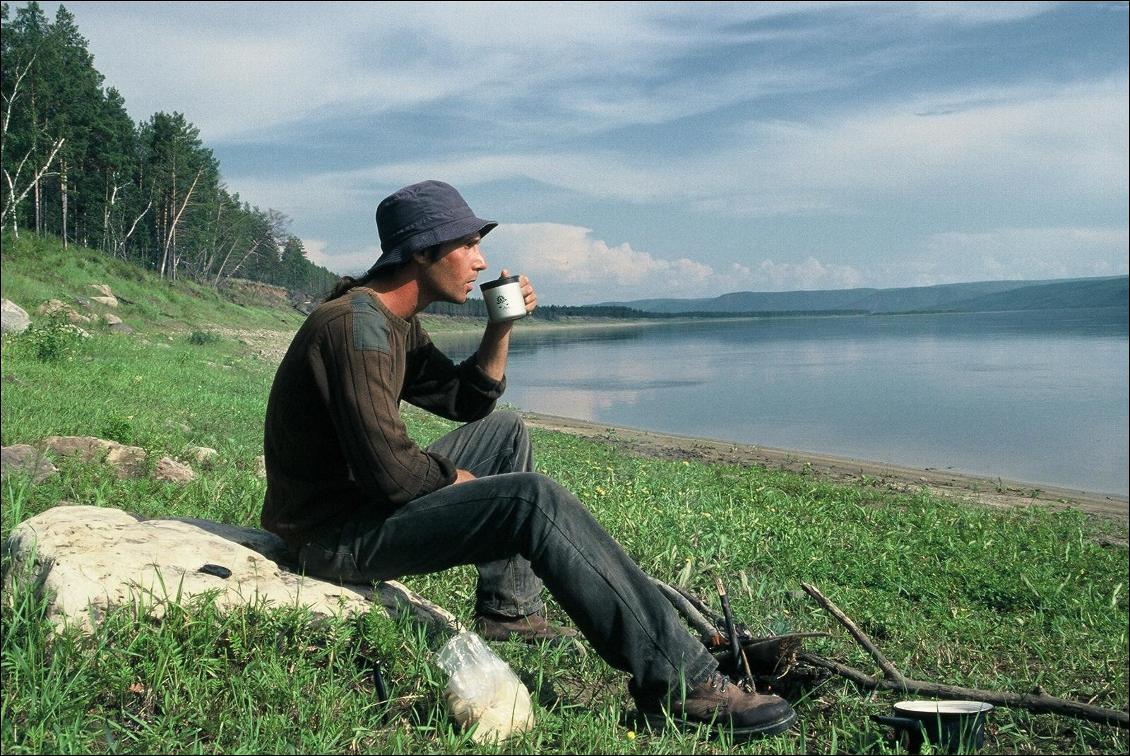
[{"x1": 872, "y1": 700, "x2": 993, "y2": 754}]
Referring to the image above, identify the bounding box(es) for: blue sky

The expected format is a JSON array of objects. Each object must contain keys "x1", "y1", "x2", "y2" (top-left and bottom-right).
[{"x1": 33, "y1": 1, "x2": 1130, "y2": 305}]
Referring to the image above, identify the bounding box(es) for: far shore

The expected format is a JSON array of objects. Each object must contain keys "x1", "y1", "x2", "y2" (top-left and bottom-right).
[
  {"x1": 518, "y1": 410, "x2": 1129, "y2": 528},
  {"x1": 420, "y1": 313, "x2": 747, "y2": 334}
]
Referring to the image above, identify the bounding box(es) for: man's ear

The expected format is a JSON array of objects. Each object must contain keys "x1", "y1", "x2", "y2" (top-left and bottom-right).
[{"x1": 411, "y1": 249, "x2": 431, "y2": 266}]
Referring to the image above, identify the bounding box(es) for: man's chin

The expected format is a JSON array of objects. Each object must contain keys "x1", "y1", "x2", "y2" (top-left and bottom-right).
[{"x1": 437, "y1": 292, "x2": 469, "y2": 306}]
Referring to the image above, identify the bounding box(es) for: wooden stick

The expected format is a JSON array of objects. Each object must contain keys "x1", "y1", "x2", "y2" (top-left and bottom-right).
[
  {"x1": 800, "y1": 582, "x2": 903, "y2": 682},
  {"x1": 799, "y1": 652, "x2": 1128, "y2": 729},
  {"x1": 716, "y1": 576, "x2": 755, "y2": 687},
  {"x1": 799, "y1": 583, "x2": 1129, "y2": 730},
  {"x1": 674, "y1": 584, "x2": 724, "y2": 624},
  {"x1": 652, "y1": 578, "x2": 719, "y2": 642}
]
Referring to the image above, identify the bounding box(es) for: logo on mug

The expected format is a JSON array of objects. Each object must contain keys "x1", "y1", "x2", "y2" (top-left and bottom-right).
[{"x1": 495, "y1": 294, "x2": 508, "y2": 306}]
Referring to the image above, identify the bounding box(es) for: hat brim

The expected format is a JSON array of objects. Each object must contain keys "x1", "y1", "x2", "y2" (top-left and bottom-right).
[{"x1": 368, "y1": 216, "x2": 497, "y2": 274}]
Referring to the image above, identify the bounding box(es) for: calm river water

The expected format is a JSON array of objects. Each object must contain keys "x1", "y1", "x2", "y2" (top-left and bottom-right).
[{"x1": 433, "y1": 308, "x2": 1129, "y2": 496}]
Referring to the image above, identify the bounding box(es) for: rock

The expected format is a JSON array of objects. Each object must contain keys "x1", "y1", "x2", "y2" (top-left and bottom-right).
[
  {"x1": 35, "y1": 299, "x2": 90, "y2": 325},
  {"x1": 102, "y1": 313, "x2": 123, "y2": 326},
  {"x1": 1, "y1": 299, "x2": 31, "y2": 334},
  {"x1": 2, "y1": 505, "x2": 373, "y2": 632},
  {"x1": 1, "y1": 445, "x2": 58, "y2": 483},
  {"x1": 89, "y1": 285, "x2": 119, "y2": 308},
  {"x1": 3, "y1": 505, "x2": 537, "y2": 739},
  {"x1": 39, "y1": 436, "x2": 148, "y2": 479},
  {"x1": 108, "y1": 322, "x2": 134, "y2": 335},
  {"x1": 186, "y1": 446, "x2": 219, "y2": 468},
  {"x1": 155, "y1": 457, "x2": 196, "y2": 484},
  {"x1": 254, "y1": 455, "x2": 267, "y2": 479}
]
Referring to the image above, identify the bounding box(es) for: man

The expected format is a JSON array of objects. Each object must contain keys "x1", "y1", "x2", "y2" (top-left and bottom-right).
[{"x1": 261, "y1": 179, "x2": 796, "y2": 739}]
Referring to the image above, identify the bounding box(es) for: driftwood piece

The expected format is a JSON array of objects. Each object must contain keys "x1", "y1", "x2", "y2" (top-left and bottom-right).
[{"x1": 800, "y1": 582, "x2": 1129, "y2": 730}]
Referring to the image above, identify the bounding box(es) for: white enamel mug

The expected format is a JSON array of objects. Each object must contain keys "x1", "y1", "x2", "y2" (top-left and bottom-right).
[{"x1": 481, "y1": 275, "x2": 527, "y2": 323}]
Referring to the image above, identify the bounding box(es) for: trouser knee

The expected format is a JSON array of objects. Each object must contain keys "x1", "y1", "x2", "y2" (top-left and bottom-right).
[
  {"x1": 486, "y1": 409, "x2": 526, "y2": 440},
  {"x1": 503, "y1": 472, "x2": 593, "y2": 539}
]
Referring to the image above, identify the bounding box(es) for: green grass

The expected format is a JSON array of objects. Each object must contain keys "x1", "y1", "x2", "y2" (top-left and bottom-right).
[
  {"x1": 1, "y1": 232, "x2": 307, "y2": 335},
  {"x1": 2, "y1": 236, "x2": 1128, "y2": 754}
]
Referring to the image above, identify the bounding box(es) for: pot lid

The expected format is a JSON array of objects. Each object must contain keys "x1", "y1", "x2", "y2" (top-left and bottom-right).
[{"x1": 894, "y1": 700, "x2": 994, "y2": 715}]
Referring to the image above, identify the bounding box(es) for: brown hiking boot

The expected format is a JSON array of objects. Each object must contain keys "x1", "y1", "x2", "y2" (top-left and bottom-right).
[
  {"x1": 635, "y1": 672, "x2": 796, "y2": 739},
  {"x1": 473, "y1": 611, "x2": 580, "y2": 645}
]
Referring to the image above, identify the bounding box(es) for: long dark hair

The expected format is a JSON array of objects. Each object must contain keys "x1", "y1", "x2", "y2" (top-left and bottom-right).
[
  {"x1": 324, "y1": 273, "x2": 374, "y2": 302},
  {"x1": 325, "y1": 234, "x2": 480, "y2": 302}
]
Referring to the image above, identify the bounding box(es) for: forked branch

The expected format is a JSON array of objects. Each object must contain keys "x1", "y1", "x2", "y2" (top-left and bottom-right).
[{"x1": 800, "y1": 582, "x2": 1128, "y2": 729}]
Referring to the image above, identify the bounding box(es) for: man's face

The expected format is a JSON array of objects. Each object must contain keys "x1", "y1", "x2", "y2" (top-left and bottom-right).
[{"x1": 420, "y1": 235, "x2": 487, "y2": 305}]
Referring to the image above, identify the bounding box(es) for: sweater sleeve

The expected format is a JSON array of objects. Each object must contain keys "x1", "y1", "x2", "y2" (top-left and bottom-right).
[
  {"x1": 400, "y1": 319, "x2": 506, "y2": 422},
  {"x1": 314, "y1": 305, "x2": 456, "y2": 507}
]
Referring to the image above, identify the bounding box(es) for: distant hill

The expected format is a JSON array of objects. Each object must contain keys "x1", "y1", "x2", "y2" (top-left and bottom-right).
[
  {"x1": 602, "y1": 275, "x2": 1128, "y2": 315},
  {"x1": 944, "y1": 277, "x2": 1128, "y2": 312}
]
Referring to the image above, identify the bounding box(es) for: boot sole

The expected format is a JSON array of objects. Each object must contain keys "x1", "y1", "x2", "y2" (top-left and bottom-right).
[{"x1": 641, "y1": 707, "x2": 796, "y2": 740}]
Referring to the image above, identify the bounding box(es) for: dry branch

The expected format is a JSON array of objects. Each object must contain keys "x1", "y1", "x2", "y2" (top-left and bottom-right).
[
  {"x1": 652, "y1": 578, "x2": 719, "y2": 642},
  {"x1": 800, "y1": 582, "x2": 1128, "y2": 729}
]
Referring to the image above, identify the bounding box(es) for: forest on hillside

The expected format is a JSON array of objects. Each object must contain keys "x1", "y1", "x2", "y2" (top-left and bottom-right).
[{"x1": 1, "y1": 2, "x2": 337, "y2": 296}]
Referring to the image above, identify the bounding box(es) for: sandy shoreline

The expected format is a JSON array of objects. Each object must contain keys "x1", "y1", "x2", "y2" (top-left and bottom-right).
[{"x1": 520, "y1": 410, "x2": 1129, "y2": 528}]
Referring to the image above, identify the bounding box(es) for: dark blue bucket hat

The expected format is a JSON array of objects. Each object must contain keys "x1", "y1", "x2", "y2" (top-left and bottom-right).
[{"x1": 369, "y1": 180, "x2": 497, "y2": 274}]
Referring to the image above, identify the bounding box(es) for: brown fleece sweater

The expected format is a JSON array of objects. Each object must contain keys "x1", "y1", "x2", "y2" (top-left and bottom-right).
[{"x1": 261, "y1": 288, "x2": 505, "y2": 548}]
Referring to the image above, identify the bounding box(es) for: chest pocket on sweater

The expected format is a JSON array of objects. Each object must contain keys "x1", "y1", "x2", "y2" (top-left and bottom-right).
[{"x1": 351, "y1": 294, "x2": 390, "y2": 353}]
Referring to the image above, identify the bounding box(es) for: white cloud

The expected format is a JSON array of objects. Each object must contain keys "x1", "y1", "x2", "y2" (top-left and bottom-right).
[
  {"x1": 37, "y1": 1, "x2": 1122, "y2": 297},
  {"x1": 901, "y1": 2, "x2": 1060, "y2": 24},
  {"x1": 301, "y1": 239, "x2": 378, "y2": 277},
  {"x1": 55, "y1": 1, "x2": 1064, "y2": 142},
  {"x1": 902, "y1": 226, "x2": 1130, "y2": 285},
  {"x1": 716, "y1": 76, "x2": 1129, "y2": 216},
  {"x1": 483, "y1": 223, "x2": 866, "y2": 304},
  {"x1": 754, "y1": 257, "x2": 866, "y2": 290},
  {"x1": 484, "y1": 223, "x2": 710, "y2": 304},
  {"x1": 260, "y1": 75, "x2": 1127, "y2": 224}
]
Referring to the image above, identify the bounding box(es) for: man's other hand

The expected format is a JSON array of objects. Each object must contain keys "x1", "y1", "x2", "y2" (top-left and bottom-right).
[
  {"x1": 454, "y1": 468, "x2": 477, "y2": 485},
  {"x1": 500, "y1": 268, "x2": 537, "y2": 316}
]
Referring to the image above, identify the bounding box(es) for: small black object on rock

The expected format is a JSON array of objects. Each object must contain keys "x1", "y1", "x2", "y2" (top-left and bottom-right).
[{"x1": 198, "y1": 563, "x2": 232, "y2": 579}]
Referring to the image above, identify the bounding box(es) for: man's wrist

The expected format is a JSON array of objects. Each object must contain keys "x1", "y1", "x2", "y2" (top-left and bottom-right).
[{"x1": 483, "y1": 320, "x2": 514, "y2": 338}]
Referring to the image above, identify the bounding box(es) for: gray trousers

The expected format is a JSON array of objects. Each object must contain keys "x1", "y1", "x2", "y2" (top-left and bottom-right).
[{"x1": 296, "y1": 411, "x2": 717, "y2": 691}]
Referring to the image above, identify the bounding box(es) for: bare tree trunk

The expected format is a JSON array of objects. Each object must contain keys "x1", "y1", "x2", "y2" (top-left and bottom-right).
[
  {"x1": 60, "y1": 159, "x2": 68, "y2": 248},
  {"x1": 34, "y1": 172, "x2": 41, "y2": 235},
  {"x1": 116, "y1": 200, "x2": 151, "y2": 260},
  {"x1": 215, "y1": 240, "x2": 261, "y2": 288},
  {"x1": 102, "y1": 179, "x2": 117, "y2": 253},
  {"x1": 0, "y1": 138, "x2": 65, "y2": 236},
  {"x1": 162, "y1": 169, "x2": 201, "y2": 282}
]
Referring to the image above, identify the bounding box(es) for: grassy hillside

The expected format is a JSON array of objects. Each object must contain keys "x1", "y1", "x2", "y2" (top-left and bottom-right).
[{"x1": 2, "y1": 236, "x2": 1128, "y2": 754}]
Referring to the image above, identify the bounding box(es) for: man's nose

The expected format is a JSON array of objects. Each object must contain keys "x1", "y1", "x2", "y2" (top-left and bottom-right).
[{"x1": 472, "y1": 245, "x2": 487, "y2": 270}]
